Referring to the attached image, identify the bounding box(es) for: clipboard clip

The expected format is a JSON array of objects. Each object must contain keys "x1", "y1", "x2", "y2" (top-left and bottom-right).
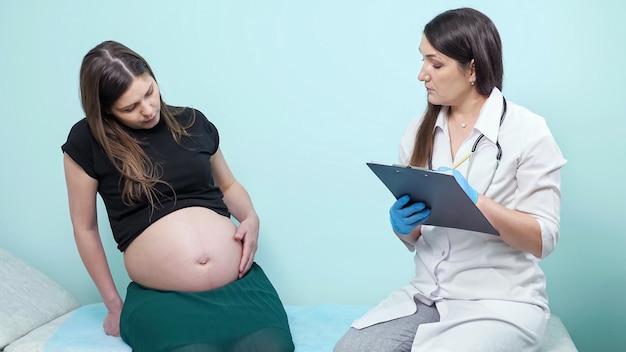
[
  {"x1": 391, "y1": 164, "x2": 430, "y2": 171},
  {"x1": 391, "y1": 164, "x2": 434, "y2": 176}
]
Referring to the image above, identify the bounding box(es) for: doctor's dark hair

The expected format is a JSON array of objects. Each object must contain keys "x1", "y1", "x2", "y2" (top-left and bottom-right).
[
  {"x1": 79, "y1": 40, "x2": 191, "y2": 206},
  {"x1": 410, "y1": 8, "x2": 503, "y2": 167}
]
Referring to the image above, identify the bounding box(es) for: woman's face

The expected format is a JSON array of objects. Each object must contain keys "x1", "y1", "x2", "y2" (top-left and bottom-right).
[
  {"x1": 110, "y1": 73, "x2": 161, "y2": 129},
  {"x1": 417, "y1": 35, "x2": 474, "y2": 107}
]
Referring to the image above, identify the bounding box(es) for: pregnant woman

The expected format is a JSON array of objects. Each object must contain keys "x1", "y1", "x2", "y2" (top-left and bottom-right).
[{"x1": 62, "y1": 40, "x2": 294, "y2": 352}]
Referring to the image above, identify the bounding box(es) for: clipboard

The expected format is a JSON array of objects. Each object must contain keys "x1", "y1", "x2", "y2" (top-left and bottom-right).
[{"x1": 367, "y1": 162, "x2": 498, "y2": 235}]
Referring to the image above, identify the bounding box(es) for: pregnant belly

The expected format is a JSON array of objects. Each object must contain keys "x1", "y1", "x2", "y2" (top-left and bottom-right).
[{"x1": 123, "y1": 207, "x2": 242, "y2": 291}]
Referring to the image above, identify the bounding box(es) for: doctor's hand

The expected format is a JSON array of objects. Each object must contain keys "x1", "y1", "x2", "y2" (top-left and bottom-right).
[
  {"x1": 437, "y1": 166, "x2": 478, "y2": 204},
  {"x1": 389, "y1": 195, "x2": 431, "y2": 235}
]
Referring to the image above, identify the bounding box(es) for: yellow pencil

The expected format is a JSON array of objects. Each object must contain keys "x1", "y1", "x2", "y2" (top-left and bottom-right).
[{"x1": 452, "y1": 152, "x2": 472, "y2": 169}]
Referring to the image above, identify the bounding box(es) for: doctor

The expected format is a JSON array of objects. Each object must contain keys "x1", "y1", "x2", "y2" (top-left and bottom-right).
[{"x1": 335, "y1": 7, "x2": 566, "y2": 352}]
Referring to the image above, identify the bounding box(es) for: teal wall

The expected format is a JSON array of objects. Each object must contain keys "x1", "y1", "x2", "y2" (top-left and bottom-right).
[{"x1": 1, "y1": 1, "x2": 624, "y2": 350}]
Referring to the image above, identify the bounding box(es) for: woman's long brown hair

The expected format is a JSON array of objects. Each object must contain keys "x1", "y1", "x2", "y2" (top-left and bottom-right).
[
  {"x1": 410, "y1": 8, "x2": 503, "y2": 167},
  {"x1": 79, "y1": 40, "x2": 193, "y2": 206}
]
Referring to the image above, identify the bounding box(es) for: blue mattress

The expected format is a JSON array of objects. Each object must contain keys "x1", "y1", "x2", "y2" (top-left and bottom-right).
[
  {"x1": 41, "y1": 303, "x2": 576, "y2": 352},
  {"x1": 43, "y1": 303, "x2": 369, "y2": 352}
]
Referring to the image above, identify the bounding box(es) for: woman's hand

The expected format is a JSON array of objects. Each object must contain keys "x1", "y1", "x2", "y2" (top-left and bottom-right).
[
  {"x1": 210, "y1": 149, "x2": 261, "y2": 277},
  {"x1": 103, "y1": 306, "x2": 122, "y2": 337},
  {"x1": 390, "y1": 195, "x2": 431, "y2": 235},
  {"x1": 437, "y1": 166, "x2": 478, "y2": 203},
  {"x1": 234, "y1": 214, "x2": 259, "y2": 278}
]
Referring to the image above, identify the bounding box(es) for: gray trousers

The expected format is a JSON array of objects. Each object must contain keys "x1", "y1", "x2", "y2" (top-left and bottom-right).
[{"x1": 334, "y1": 300, "x2": 440, "y2": 352}]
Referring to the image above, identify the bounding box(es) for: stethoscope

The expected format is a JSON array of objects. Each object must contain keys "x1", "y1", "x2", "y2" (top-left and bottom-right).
[{"x1": 428, "y1": 96, "x2": 507, "y2": 192}]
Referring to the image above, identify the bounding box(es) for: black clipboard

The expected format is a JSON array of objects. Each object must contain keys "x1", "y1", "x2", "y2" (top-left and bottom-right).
[{"x1": 367, "y1": 162, "x2": 498, "y2": 235}]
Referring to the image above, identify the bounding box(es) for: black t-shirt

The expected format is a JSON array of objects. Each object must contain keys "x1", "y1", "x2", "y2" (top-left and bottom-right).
[{"x1": 61, "y1": 107, "x2": 230, "y2": 251}]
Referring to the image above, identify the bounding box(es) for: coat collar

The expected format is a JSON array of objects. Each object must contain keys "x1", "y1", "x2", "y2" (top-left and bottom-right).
[{"x1": 434, "y1": 87, "x2": 504, "y2": 144}]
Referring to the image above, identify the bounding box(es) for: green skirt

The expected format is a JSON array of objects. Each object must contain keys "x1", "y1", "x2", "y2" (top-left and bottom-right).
[{"x1": 120, "y1": 263, "x2": 294, "y2": 352}]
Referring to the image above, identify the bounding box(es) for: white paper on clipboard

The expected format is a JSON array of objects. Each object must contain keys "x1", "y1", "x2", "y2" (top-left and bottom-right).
[{"x1": 367, "y1": 162, "x2": 498, "y2": 235}]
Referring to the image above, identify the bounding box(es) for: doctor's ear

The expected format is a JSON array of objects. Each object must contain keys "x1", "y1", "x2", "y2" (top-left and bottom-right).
[{"x1": 469, "y1": 59, "x2": 477, "y2": 85}]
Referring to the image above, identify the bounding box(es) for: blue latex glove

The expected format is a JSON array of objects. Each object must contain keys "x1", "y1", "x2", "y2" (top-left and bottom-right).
[
  {"x1": 437, "y1": 166, "x2": 478, "y2": 204},
  {"x1": 389, "y1": 195, "x2": 431, "y2": 235}
]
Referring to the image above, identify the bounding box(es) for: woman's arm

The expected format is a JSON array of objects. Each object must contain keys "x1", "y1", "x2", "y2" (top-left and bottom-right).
[
  {"x1": 63, "y1": 153, "x2": 123, "y2": 336},
  {"x1": 476, "y1": 196, "x2": 542, "y2": 258},
  {"x1": 444, "y1": 164, "x2": 547, "y2": 259},
  {"x1": 210, "y1": 148, "x2": 259, "y2": 277},
  {"x1": 394, "y1": 225, "x2": 423, "y2": 250},
  {"x1": 477, "y1": 130, "x2": 565, "y2": 259}
]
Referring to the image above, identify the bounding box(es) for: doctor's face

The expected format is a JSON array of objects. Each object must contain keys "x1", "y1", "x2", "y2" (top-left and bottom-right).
[{"x1": 417, "y1": 35, "x2": 473, "y2": 107}]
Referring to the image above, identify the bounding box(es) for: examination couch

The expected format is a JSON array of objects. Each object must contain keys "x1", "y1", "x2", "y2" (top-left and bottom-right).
[{"x1": 0, "y1": 248, "x2": 578, "y2": 352}]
